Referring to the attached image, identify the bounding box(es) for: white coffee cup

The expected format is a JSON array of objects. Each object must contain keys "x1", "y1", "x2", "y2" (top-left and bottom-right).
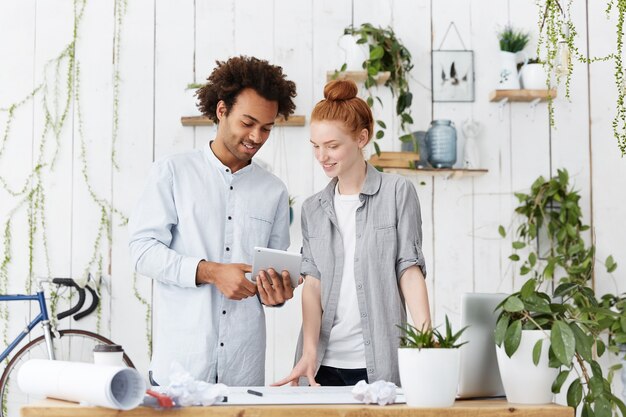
[{"x1": 93, "y1": 344, "x2": 124, "y2": 367}]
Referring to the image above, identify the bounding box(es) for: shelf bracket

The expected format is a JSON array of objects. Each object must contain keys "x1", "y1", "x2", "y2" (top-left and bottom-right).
[{"x1": 498, "y1": 97, "x2": 509, "y2": 121}]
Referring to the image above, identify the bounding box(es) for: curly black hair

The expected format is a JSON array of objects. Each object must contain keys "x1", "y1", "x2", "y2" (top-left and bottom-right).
[{"x1": 196, "y1": 56, "x2": 297, "y2": 123}]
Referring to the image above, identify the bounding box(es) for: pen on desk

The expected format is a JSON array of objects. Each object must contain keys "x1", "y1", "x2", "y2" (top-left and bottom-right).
[{"x1": 247, "y1": 389, "x2": 263, "y2": 397}]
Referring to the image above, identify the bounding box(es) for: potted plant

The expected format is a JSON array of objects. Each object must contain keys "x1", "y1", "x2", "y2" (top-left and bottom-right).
[
  {"x1": 520, "y1": 57, "x2": 548, "y2": 90},
  {"x1": 398, "y1": 316, "x2": 468, "y2": 407},
  {"x1": 336, "y1": 23, "x2": 414, "y2": 155},
  {"x1": 497, "y1": 26, "x2": 530, "y2": 89},
  {"x1": 496, "y1": 169, "x2": 624, "y2": 414}
]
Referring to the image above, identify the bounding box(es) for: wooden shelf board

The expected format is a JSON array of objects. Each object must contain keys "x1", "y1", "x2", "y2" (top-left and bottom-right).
[
  {"x1": 181, "y1": 115, "x2": 306, "y2": 127},
  {"x1": 326, "y1": 70, "x2": 391, "y2": 85},
  {"x1": 489, "y1": 89, "x2": 557, "y2": 102},
  {"x1": 384, "y1": 167, "x2": 488, "y2": 179}
]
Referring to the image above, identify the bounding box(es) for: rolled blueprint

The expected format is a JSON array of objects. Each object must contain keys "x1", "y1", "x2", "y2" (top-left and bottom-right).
[{"x1": 18, "y1": 359, "x2": 145, "y2": 410}]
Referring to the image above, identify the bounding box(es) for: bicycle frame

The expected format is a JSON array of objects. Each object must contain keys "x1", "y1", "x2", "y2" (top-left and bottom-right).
[{"x1": 0, "y1": 287, "x2": 55, "y2": 362}]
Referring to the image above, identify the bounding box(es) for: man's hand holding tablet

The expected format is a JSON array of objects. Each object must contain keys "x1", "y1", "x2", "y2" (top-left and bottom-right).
[{"x1": 249, "y1": 247, "x2": 303, "y2": 306}]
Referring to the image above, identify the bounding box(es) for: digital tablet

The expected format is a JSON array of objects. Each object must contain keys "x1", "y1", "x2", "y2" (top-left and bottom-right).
[{"x1": 251, "y1": 247, "x2": 302, "y2": 288}]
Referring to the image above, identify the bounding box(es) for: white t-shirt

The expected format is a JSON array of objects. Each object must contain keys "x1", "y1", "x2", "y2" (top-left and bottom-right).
[{"x1": 322, "y1": 184, "x2": 366, "y2": 369}]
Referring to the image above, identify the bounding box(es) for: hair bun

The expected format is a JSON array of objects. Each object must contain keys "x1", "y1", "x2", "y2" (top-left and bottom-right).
[{"x1": 323, "y1": 79, "x2": 358, "y2": 101}]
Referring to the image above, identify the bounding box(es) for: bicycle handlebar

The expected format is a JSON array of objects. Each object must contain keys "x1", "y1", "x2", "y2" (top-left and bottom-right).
[
  {"x1": 52, "y1": 277, "x2": 100, "y2": 322},
  {"x1": 74, "y1": 285, "x2": 99, "y2": 321}
]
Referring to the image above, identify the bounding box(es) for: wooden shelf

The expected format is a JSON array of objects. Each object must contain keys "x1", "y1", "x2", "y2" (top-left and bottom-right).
[
  {"x1": 326, "y1": 70, "x2": 391, "y2": 85},
  {"x1": 181, "y1": 115, "x2": 306, "y2": 127},
  {"x1": 384, "y1": 167, "x2": 488, "y2": 180},
  {"x1": 489, "y1": 89, "x2": 556, "y2": 102}
]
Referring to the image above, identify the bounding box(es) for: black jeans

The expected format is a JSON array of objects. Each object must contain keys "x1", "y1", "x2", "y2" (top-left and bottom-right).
[{"x1": 315, "y1": 365, "x2": 368, "y2": 386}]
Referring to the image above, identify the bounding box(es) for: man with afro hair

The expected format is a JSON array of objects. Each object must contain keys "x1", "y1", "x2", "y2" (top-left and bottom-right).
[{"x1": 130, "y1": 56, "x2": 298, "y2": 386}]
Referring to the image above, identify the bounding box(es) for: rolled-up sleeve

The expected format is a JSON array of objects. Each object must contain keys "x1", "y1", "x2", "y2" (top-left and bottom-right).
[
  {"x1": 128, "y1": 161, "x2": 202, "y2": 288},
  {"x1": 395, "y1": 178, "x2": 427, "y2": 279},
  {"x1": 300, "y1": 206, "x2": 321, "y2": 279}
]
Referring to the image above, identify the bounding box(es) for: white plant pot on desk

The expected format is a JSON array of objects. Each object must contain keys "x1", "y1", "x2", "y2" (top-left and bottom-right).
[
  {"x1": 398, "y1": 347, "x2": 460, "y2": 407},
  {"x1": 496, "y1": 330, "x2": 557, "y2": 404}
]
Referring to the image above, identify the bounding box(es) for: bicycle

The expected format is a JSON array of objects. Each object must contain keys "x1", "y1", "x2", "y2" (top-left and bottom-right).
[{"x1": 0, "y1": 277, "x2": 135, "y2": 417}]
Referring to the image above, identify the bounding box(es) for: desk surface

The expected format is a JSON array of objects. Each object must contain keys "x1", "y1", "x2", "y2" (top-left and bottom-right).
[{"x1": 22, "y1": 399, "x2": 573, "y2": 417}]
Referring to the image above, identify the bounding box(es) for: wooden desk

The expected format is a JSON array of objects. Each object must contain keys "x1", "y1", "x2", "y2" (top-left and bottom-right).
[{"x1": 22, "y1": 398, "x2": 573, "y2": 417}]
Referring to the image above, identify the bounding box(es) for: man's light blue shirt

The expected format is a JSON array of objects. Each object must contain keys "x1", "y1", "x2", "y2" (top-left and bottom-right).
[{"x1": 129, "y1": 143, "x2": 290, "y2": 386}]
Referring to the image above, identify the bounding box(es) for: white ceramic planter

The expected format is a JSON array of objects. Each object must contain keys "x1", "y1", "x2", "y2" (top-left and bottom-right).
[
  {"x1": 398, "y1": 347, "x2": 460, "y2": 407},
  {"x1": 520, "y1": 64, "x2": 547, "y2": 90},
  {"x1": 498, "y1": 51, "x2": 521, "y2": 89},
  {"x1": 495, "y1": 330, "x2": 557, "y2": 404}
]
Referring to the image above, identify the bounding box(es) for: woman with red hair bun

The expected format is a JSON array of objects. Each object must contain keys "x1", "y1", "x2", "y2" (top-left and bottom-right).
[{"x1": 274, "y1": 80, "x2": 431, "y2": 387}]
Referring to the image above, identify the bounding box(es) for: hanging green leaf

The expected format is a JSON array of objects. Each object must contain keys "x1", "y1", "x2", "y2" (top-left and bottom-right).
[
  {"x1": 551, "y1": 321, "x2": 575, "y2": 365},
  {"x1": 369, "y1": 45, "x2": 384, "y2": 60},
  {"x1": 552, "y1": 370, "x2": 569, "y2": 393},
  {"x1": 532, "y1": 338, "x2": 543, "y2": 365},
  {"x1": 494, "y1": 315, "x2": 510, "y2": 346},
  {"x1": 566, "y1": 379, "x2": 582, "y2": 409},
  {"x1": 504, "y1": 319, "x2": 522, "y2": 357},
  {"x1": 503, "y1": 296, "x2": 525, "y2": 312}
]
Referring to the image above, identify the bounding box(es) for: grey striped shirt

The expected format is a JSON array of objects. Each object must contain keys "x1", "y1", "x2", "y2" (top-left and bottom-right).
[{"x1": 296, "y1": 163, "x2": 426, "y2": 385}]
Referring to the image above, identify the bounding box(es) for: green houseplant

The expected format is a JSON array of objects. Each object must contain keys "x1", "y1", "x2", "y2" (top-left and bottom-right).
[
  {"x1": 498, "y1": 26, "x2": 530, "y2": 53},
  {"x1": 336, "y1": 23, "x2": 414, "y2": 155},
  {"x1": 497, "y1": 26, "x2": 530, "y2": 90},
  {"x1": 496, "y1": 169, "x2": 624, "y2": 415},
  {"x1": 397, "y1": 317, "x2": 468, "y2": 407}
]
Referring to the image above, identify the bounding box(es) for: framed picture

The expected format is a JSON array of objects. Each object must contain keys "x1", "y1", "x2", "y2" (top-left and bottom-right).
[{"x1": 432, "y1": 50, "x2": 475, "y2": 102}]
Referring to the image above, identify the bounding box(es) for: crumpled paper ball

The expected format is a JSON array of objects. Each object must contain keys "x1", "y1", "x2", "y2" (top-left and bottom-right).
[
  {"x1": 351, "y1": 379, "x2": 397, "y2": 406},
  {"x1": 159, "y1": 362, "x2": 229, "y2": 406}
]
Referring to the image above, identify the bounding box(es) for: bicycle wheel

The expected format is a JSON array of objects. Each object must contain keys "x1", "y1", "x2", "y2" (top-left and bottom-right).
[{"x1": 0, "y1": 329, "x2": 135, "y2": 417}]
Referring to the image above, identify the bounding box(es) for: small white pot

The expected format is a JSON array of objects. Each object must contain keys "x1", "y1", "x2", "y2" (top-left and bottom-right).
[
  {"x1": 520, "y1": 64, "x2": 548, "y2": 90},
  {"x1": 496, "y1": 330, "x2": 557, "y2": 404},
  {"x1": 398, "y1": 347, "x2": 460, "y2": 407}
]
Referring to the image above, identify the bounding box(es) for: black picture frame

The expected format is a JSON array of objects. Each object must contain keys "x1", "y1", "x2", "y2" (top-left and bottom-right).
[{"x1": 432, "y1": 50, "x2": 475, "y2": 102}]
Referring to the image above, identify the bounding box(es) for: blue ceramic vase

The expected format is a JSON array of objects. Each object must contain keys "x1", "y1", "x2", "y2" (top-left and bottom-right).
[{"x1": 426, "y1": 120, "x2": 457, "y2": 168}]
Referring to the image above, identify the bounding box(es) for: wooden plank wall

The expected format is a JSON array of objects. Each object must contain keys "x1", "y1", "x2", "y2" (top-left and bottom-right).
[{"x1": 1, "y1": 0, "x2": 624, "y2": 390}]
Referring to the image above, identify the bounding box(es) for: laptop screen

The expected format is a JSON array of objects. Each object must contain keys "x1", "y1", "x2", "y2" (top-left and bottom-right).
[{"x1": 456, "y1": 292, "x2": 508, "y2": 399}]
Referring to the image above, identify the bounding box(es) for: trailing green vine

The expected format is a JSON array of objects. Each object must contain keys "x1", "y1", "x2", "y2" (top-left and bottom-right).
[
  {"x1": 133, "y1": 273, "x2": 152, "y2": 357},
  {"x1": 336, "y1": 23, "x2": 414, "y2": 155},
  {"x1": 0, "y1": 0, "x2": 153, "y2": 359},
  {"x1": 537, "y1": 0, "x2": 626, "y2": 155}
]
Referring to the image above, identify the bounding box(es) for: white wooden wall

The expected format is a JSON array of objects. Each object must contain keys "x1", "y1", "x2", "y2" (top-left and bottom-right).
[{"x1": 1, "y1": 0, "x2": 625, "y2": 387}]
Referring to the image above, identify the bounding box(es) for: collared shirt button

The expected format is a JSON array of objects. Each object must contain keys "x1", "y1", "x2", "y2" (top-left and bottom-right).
[
  {"x1": 361, "y1": 312, "x2": 367, "y2": 318},
  {"x1": 356, "y1": 233, "x2": 361, "y2": 238},
  {"x1": 228, "y1": 216, "x2": 232, "y2": 220},
  {"x1": 368, "y1": 368, "x2": 374, "y2": 373},
  {"x1": 365, "y1": 340, "x2": 370, "y2": 345},
  {"x1": 225, "y1": 168, "x2": 230, "y2": 173},
  {"x1": 222, "y1": 310, "x2": 226, "y2": 315},
  {"x1": 230, "y1": 186, "x2": 233, "y2": 190},
  {"x1": 226, "y1": 247, "x2": 230, "y2": 251},
  {"x1": 220, "y1": 342, "x2": 224, "y2": 347},
  {"x1": 357, "y1": 283, "x2": 363, "y2": 289}
]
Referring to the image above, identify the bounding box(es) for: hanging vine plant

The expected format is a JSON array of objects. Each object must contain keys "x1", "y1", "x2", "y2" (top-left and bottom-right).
[
  {"x1": 336, "y1": 23, "x2": 414, "y2": 156},
  {"x1": 537, "y1": 0, "x2": 625, "y2": 155},
  {"x1": 0, "y1": 0, "x2": 152, "y2": 352}
]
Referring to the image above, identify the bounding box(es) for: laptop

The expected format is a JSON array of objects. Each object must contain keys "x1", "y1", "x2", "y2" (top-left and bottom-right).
[{"x1": 456, "y1": 292, "x2": 507, "y2": 399}]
